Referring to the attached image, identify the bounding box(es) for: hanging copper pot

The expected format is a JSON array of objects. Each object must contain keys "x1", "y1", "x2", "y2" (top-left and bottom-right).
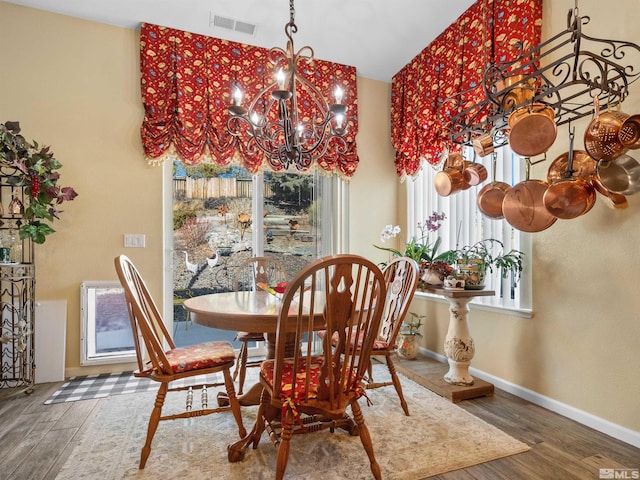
[
  {"x1": 477, "y1": 152, "x2": 511, "y2": 219},
  {"x1": 463, "y1": 159, "x2": 488, "y2": 187},
  {"x1": 502, "y1": 159, "x2": 557, "y2": 232},
  {"x1": 543, "y1": 129, "x2": 596, "y2": 219},
  {"x1": 546, "y1": 150, "x2": 597, "y2": 183},
  {"x1": 508, "y1": 102, "x2": 557, "y2": 157},
  {"x1": 584, "y1": 97, "x2": 630, "y2": 161},
  {"x1": 596, "y1": 153, "x2": 640, "y2": 196},
  {"x1": 495, "y1": 75, "x2": 536, "y2": 111},
  {"x1": 434, "y1": 153, "x2": 468, "y2": 197},
  {"x1": 591, "y1": 175, "x2": 629, "y2": 209},
  {"x1": 472, "y1": 132, "x2": 495, "y2": 158}
]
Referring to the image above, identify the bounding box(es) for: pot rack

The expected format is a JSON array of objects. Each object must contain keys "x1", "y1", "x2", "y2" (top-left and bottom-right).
[{"x1": 446, "y1": 4, "x2": 640, "y2": 149}]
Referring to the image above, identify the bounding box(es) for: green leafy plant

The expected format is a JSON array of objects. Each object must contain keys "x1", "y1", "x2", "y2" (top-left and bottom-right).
[
  {"x1": 399, "y1": 312, "x2": 425, "y2": 337},
  {"x1": 0, "y1": 121, "x2": 78, "y2": 244},
  {"x1": 448, "y1": 239, "x2": 524, "y2": 287}
]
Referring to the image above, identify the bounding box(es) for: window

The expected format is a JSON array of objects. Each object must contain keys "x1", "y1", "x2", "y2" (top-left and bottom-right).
[
  {"x1": 407, "y1": 146, "x2": 532, "y2": 313},
  {"x1": 167, "y1": 162, "x2": 348, "y2": 348}
]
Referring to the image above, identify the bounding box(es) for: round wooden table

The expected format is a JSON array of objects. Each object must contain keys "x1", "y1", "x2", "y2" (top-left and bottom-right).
[{"x1": 184, "y1": 290, "x2": 325, "y2": 406}]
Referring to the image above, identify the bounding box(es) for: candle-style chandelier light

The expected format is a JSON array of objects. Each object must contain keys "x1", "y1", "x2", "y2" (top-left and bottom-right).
[{"x1": 226, "y1": 0, "x2": 348, "y2": 172}]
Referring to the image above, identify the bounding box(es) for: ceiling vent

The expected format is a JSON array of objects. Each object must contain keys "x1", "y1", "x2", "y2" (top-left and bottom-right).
[{"x1": 210, "y1": 13, "x2": 257, "y2": 36}]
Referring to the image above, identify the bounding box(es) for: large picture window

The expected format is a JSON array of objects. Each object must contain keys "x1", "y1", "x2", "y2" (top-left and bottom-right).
[{"x1": 407, "y1": 146, "x2": 532, "y2": 314}]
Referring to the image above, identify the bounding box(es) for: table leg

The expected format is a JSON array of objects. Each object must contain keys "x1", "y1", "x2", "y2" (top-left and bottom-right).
[
  {"x1": 218, "y1": 332, "x2": 297, "y2": 407},
  {"x1": 443, "y1": 296, "x2": 476, "y2": 386}
]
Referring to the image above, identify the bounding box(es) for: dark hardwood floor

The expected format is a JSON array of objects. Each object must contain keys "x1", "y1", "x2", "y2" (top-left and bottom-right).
[{"x1": 0, "y1": 354, "x2": 637, "y2": 480}]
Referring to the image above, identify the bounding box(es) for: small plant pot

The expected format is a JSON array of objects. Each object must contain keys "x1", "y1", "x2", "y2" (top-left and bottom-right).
[
  {"x1": 457, "y1": 259, "x2": 486, "y2": 290},
  {"x1": 397, "y1": 334, "x2": 420, "y2": 360}
]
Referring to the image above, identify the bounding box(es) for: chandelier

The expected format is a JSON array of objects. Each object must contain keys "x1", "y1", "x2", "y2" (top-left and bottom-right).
[{"x1": 226, "y1": 0, "x2": 348, "y2": 171}]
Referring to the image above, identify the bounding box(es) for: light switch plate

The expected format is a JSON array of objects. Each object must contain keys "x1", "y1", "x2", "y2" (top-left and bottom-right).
[{"x1": 124, "y1": 234, "x2": 146, "y2": 248}]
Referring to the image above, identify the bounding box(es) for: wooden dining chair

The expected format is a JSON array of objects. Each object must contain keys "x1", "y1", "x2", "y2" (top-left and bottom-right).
[
  {"x1": 227, "y1": 254, "x2": 387, "y2": 480},
  {"x1": 114, "y1": 255, "x2": 246, "y2": 469},
  {"x1": 232, "y1": 256, "x2": 289, "y2": 395},
  {"x1": 318, "y1": 256, "x2": 419, "y2": 415},
  {"x1": 364, "y1": 257, "x2": 419, "y2": 415}
]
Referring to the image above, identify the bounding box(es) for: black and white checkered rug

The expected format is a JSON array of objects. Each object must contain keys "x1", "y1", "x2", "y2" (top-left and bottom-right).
[{"x1": 44, "y1": 371, "x2": 156, "y2": 404}]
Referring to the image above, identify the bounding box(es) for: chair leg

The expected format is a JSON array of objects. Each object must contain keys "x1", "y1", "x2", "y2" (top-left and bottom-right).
[
  {"x1": 275, "y1": 405, "x2": 295, "y2": 480},
  {"x1": 223, "y1": 368, "x2": 246, "y2": 439},
  {"x1": 139, "y1": 382, "x2": 168, "y2": 469},
  {"x1": 237, "y1": 341, "x2": 249, "y2": 395},
  {"x1": 386, "y1": 354, "x2": 409, "y2": 416},
  {"x1": 351, "y1": 400, "x2": 382, "y2": 480}
]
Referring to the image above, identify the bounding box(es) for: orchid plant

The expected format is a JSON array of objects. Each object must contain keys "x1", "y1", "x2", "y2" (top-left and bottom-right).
[{"x1": 375, "y1": 211, "x2": 449, "y2": 264}]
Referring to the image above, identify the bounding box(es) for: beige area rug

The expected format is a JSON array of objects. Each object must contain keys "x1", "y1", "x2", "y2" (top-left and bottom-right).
[{"x1": 55, "y1": 366, "x2": 530, "y2": 480}]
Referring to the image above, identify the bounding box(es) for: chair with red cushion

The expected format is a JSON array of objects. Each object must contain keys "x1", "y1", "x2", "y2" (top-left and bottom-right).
[
  {"x1": 114, "y1": 255, "x2": 246, "y2": 469},
  {"x1": 317, "y1": 256, "x2": 419, "y2": 415},
  {"x1": 232, "y1": 256, "x2": 289, "y2": 395},
  {"x1": 227, "y1": 254, "x2": 387, "y2": 480},
  {"x1": 364, "y1": 257, "x2": 419, "y2": 415}
]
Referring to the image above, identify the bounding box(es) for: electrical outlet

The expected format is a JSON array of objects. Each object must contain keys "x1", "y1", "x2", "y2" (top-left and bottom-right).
[{"x1": 124, "y1": 234, "x2": 146, "y2": 248}]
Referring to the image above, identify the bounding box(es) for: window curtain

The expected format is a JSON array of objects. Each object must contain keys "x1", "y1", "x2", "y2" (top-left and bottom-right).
[
  {"x1": 140, "y1": 23, "x2": 359, "y2": 179},
  {"x1": 391, "y1": 0, "x2": 543, "y2": 179}
]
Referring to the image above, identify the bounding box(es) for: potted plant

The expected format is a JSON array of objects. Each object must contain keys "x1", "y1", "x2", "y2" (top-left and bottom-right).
[
  {"x1": 0, "y1": 121, "x2": 78, "y2": 244},
  {"x1": 374, "y1": 212, "x2": 454, "y2": 287},
  {"x1": 396, "y1": 312, "x2": 424, "y2": 360},
  {"x1": 444, "y1": 239, "x2": 524, "y2": 290}
]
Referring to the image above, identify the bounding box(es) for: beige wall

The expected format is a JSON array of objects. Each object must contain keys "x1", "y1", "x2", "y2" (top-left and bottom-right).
[
  {"x1": 1, "y1": 0, "x2": 638, "y2": 442},
  {"x1": 409, "y1": 0, "x2": 640, "y2": 439}
]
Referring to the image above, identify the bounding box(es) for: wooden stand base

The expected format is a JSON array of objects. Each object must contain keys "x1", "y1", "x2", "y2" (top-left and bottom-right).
[{"x1": 393, "y1": 356, "x2": 494, "y2": 403}]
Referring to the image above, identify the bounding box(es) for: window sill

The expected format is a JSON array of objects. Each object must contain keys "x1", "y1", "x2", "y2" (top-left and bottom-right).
[{"x1": 414, "y1": 290, "x2": 534, "y2": 318}]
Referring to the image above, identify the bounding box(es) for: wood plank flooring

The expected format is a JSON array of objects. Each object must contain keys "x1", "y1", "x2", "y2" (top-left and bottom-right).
[{"x1": 0, "y1": 354, "x2": 637, "y2": 480}]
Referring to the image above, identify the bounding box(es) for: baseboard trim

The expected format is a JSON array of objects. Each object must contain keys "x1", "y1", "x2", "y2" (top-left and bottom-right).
[{"x1": 419, "y1": 348, "x2": 640, "y2": 449}]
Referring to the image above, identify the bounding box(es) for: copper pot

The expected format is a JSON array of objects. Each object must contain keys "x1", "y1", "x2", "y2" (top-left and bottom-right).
[
  {"x1": 543, "y1": 130, "x2": 597, "y2": 219},
  {"x1": 592, "y1": 176, "x2": 629, "y2": 209},
  {"x1": 434, "y1": 153, "x2": 468, "y2": 197},
  {"x1": 495, "y1": 75, "x2": 536, "y2": 111},
  {"x1": 463, "y1": 161, "x2": 488, "y2": 186},
  {"x1": 596, "y1": 154, "x2": 640, "y2": 196},
  {"x1": 546, "y1": 150, "x2": 597, "y2": 183},
  {"x1": 502, "y1": 160, "x2": 557, "y2": 232},
  {"x1": 508, "y1": 102, "x2": 557, "y2": 157},
  {"x1": 584, "y1": 97, "x2": 630, "y2": 161},
  {"x1": 472, "y1": 133, "x2": 495, "y2": 158},
  {"x1": 477, "y1": 153, "x2": 510, "y2": 219}
]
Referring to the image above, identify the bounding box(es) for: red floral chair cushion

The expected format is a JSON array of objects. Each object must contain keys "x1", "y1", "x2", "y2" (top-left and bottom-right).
[
  {"x1": 164, "y1": 341, "x2": 236, "y2": 373},
  {"x1": 260, "y1": 356, "x2": 325, "y2": 400}
]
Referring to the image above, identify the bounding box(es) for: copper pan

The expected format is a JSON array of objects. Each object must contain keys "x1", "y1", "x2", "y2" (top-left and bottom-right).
[
  {"x1": 592, "y1": 176, "x2": 629, "y2": 209},
  {"x1": 543, "y1": 129, "x2": 596, "y2": 219},
  {"x1": 546, "y1": 150, "x2": 597, "y2": 183},
  {"x1": 495, "y1": 75, "x2": 536, "y2": 111},
  {"x1": 477, "y1": 152, "x2": 511, "y2": 219},
  {"x1": 502, "y1": 159, "x2": 557, "y2": 232},
  {"x1": 596, "y1": 153, "x2": 640, "y2": 196},
  {"x1": 472, "y1": 132, "x2": 495, "y2": 158},
  {"x1": 508, "y1": 102, "x2": 557, "y2": 157},
  {"x1": 434, "y1": 153, "x2": 468, "y2": 197},
  {"x1": 463, "y1": 158, "x2": 488, "y2": 186}
]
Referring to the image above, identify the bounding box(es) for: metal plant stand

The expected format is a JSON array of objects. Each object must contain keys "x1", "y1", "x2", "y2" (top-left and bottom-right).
[{"x1": 0, "y1": 161, "x2": 35, "y2": 399}]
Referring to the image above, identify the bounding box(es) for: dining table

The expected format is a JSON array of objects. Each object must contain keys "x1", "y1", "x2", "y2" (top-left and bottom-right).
[{"x1": 184, "y1": 290, "x2": 326, "y2": 406}]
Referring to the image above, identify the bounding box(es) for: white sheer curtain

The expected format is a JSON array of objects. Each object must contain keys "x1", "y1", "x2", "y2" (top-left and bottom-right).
[{"x1": 406, "y1": 146, "x2": 531, "y2": 311}]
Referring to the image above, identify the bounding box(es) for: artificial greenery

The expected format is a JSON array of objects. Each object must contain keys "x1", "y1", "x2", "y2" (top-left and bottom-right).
[
  {"x1": 0, "y1": 121, "x2": 78, "y2": 244},
  {"x1": 399, "y1": 312, "x2": 425, "y2": 337}
]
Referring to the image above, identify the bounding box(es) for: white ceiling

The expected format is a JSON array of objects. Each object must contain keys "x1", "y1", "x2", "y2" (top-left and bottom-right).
[{"x1": 2, "y1": 0, "x2": 475, "y2": 82}]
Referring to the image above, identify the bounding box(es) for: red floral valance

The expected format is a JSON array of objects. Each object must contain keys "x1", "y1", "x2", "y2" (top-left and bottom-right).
[
  {"x1": 140, "y1": 23, "x2": 359, "y2": 179},
  {"x1": 391, "y1": 0, "x2": 543, "y2": 178}
]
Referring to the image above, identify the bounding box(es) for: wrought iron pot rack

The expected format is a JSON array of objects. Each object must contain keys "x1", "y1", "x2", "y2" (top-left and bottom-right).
[{"x1": 446, "y1": 4, "x2": 640, "y2": 149}]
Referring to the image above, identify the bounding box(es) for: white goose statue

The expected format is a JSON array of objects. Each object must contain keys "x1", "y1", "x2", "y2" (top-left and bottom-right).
[
  {"x1": 182, "y1": 251, "x2": 199, "y2": 274},
  {"x1": 207, "y1": 251, "x2": 219, "y2": 268}
]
